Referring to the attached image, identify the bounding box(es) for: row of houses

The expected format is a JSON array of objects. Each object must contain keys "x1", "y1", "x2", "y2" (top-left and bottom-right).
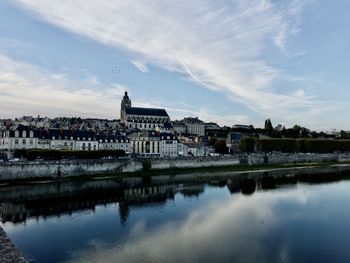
[{"x1": 0, "y1": 125, "x2": 195, "y2": 158}]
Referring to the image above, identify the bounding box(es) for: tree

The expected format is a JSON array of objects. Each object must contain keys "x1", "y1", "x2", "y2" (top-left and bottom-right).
[
  {"x1": 239, "y1": 137, "x2": 256, "y2": 153},
  {"x1": 264, "y1": 119, "x2": 273, "y2": 136},
  {"x1": 340, "y1": 130, "x2": 349, "y2": 139},
  {"x1": 214, "y1": 140, "x2": 228, "y2": 154}
]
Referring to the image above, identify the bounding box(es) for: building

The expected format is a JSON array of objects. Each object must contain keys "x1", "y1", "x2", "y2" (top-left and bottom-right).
[
  {"x1": 0, "y1": 125, "x2": 38, "y2": 151},
  {"x1": 226, "y1": 132, "x2": 242, "y2": 154},
  {"x1": 177, "y1": 143, "x2": 188, "y2": 157},
  {"x1": 172, "y1": 120, "x2": 187, "y2": 134},
  {"x1": 120, "y1": 92, "x2": 132, "y2": 124},
  {"x1": 0, "y1": 126, "x2": 131, "y2": 153},
  {"x1": 185, "y1": 142, "x2": 205, "y2": 156},
  {"x1": 120, "y1": 92, "x2": 171, "y2": 131},
  {"x1": 160, "y1": 133, "x2": 178, "y2": 157},
  {"x1": 182, "y1": 117, "x2": 205, "y2": 137},
  {"x1": 205, "y1": 122, "x2": 220, "y2": 130},
  {"x1": 129, "y1": 131, "x2": 161, "y2": 157},
  {"x1": 97, "y1": 135, "x2": 130, "y2": 153},
  {"x1": 232, "y1": 124, "x2": 254, "y2": 130}
]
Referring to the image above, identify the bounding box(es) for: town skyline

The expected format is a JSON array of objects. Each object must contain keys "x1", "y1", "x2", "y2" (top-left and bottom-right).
[{"x1": 1, "y1": 1, "x2": 350, "y2": 130}]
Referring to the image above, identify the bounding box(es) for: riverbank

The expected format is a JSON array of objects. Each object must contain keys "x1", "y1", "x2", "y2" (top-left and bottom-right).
[
  {"x1": 0, "y1": 153, "x2": 350, "y2": 183},
  {"x1": 0, "y1": 160, "x2": 349, "y2": 186},
  {"x1": 0, "y1": 226, "x2": 27, "y2": 263}
]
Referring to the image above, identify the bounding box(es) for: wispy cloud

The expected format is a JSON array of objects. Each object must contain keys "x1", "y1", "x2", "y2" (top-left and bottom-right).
[
  {"x1": 131, "y1": 60, "x2": 149, "y2": 73},
  {"x1": 0, "y1": 54, "x2": 125, "y2": 118},
  {"x1": 11, "y1": 0, "x2": 325, "y2": 121}
]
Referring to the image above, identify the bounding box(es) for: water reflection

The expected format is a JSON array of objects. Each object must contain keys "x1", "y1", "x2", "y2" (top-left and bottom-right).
[
  {"x1": 1, "y1": 168, "x2": 350, "y2": 263},
  {"x1": 1, "y1": 169, "x2": 350, "y2": 225}
]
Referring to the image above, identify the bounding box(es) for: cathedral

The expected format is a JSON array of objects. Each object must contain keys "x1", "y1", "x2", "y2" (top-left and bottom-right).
[{"x1": 120, "y1": 92, "x2": 171, "y2": 131}]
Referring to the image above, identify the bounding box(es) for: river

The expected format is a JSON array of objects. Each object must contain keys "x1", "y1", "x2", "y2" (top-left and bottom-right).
[{"x1": 1, "y1": 169, "x2": 350, "y2": 262}]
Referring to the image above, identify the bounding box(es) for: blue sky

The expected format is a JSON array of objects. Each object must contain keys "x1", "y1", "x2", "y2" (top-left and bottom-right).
[{"x1": 0, "y1": 0, "x2": 349, "y2": 130}]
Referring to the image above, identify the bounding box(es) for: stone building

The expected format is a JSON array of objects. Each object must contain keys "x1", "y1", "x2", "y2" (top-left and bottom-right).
[
  {"x1": 226, "y1": 132, "x2": 242, "y2": 154},
  {"x1": 182, "y1": 117, "x2": 205, "y2": 137},
  {"x1": 120, "y1": 91, "x2": 170, "y2": 131},
  {"x1": 129, "y1": 131, "x2": 161, "y2": 157},
  {"x1": 160, "y1": 133, "x2": 178, "y2": 157}
]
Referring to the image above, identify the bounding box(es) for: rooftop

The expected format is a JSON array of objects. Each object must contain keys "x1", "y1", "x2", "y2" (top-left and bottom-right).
[{"x1": 125, "y1": 107, "x2": 169, "y2": 117}]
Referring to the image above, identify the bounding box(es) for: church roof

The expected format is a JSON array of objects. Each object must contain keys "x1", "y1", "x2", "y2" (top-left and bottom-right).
[{"x1": 125, "y1": 107, "x2": 169, "y2": 117}]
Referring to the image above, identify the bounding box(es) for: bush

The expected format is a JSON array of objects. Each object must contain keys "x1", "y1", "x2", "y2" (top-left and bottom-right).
[
  {"x1": 13, "y1": 149, "x2": 28, "y2": 159},
  {"x1": 19, "y1": 149, "x2": 126, "y2": 160},
  {"x1": 142, "y1": 159, "x2": 152, "y2": 172},
  {"x1": 257, "y1": 138, "x2": 297, "y2": 153}
]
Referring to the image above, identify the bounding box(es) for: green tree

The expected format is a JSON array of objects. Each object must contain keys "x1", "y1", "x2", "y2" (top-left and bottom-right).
[
  {"x1": 239, "y1": 137, "x2": 256, "y2": 153},
  {"x1": 340, "y1": 130, "x2": 349, "y2": 139},
  {"x1": 264, "y1": 119, "x2": 274, "y2": 136},
  {"x1": 214, "y1": 140, "x2": 228, "y2": 154}
]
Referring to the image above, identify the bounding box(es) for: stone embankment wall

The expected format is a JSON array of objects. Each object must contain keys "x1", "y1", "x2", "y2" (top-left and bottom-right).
[
  {"x1": 0, "y1": 226, "x2": 27, "y2": 263},
  {"x1": 121, "y1": 156, "x2": 240, "y2": 172},
  {"x1": 0, "y1": 153, "x2": 349, "y2": 181},
  {"x1": 245, "y1": 153, "x2": 344, "y2": 165},
  {"x1": 0, "y1": 159, "x2": 127, "y2": 181}
]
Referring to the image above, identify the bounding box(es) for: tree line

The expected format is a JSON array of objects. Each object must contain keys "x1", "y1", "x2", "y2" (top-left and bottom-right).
[{"x1": 240, "y1": 137, "x2": 350, "y2": 153}]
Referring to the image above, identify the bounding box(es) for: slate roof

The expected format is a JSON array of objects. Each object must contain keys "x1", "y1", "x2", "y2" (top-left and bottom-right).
[{"x1": 125, "y1": 107, "x2": 169, "y2": 117}]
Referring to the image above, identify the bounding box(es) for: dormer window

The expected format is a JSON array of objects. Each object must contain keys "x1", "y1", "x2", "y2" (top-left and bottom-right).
[
  {"x1": 22, "y1": 131, "x2": 27, "y2": 137},
  {"x1": 29, "y1": 131, "x2": 34, "y2": 138},
  {"x1": 15, "y1": 131, "x2": 19, "y2": 138}
]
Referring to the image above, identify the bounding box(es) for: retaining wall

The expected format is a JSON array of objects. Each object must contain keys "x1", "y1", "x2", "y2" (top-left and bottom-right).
[{"x1": 0, "y1": 153, "x2": 349, "y2": 181}]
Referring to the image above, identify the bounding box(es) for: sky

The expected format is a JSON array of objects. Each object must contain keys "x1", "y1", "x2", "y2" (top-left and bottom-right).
[{"x1": 0, "y1": 0, "x2": 349, "y2": 130}]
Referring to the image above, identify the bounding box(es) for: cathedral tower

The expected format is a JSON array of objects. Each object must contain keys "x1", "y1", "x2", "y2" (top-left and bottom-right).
[{"x1": 120, "y1": 91, "x2": 131, "y2": 124}]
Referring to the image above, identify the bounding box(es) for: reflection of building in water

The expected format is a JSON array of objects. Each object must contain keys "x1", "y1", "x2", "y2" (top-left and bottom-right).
[
  {"x1": 179, "y1": 185, "x2": 205, "y2": 198},
  {"x1": 118, "y1": 184, "x2": 176, "y2": 224},
  {"x1": 123, "y1": 185, "x2": 175, "y2": 205},
  {"x1": 0, "y1": 191, "x2": 122, "y2": 224},
  {"x1": 0, "y1": 183, "x2": 177, "y2": 225}
]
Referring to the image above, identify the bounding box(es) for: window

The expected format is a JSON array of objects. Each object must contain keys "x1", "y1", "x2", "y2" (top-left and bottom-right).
[
  {"x1": 15, "y1": 139, "x2": 18, "y2": 144},
  {"x1": 22, "y1": 139, "x2": 26, "y2": 144}
]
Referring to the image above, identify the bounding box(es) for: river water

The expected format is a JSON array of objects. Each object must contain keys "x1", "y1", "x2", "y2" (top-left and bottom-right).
[{"x1": 1, "y1": 169, "x2": 350, "y2": 263}]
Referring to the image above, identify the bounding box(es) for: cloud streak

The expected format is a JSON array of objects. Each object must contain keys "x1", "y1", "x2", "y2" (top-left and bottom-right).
[
  {"x1": 11, "y1": 0, "x2": 323, "y2": 120},
  {"x1": 131, "y1": 60, "x2": 149, "y2": 73}
]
